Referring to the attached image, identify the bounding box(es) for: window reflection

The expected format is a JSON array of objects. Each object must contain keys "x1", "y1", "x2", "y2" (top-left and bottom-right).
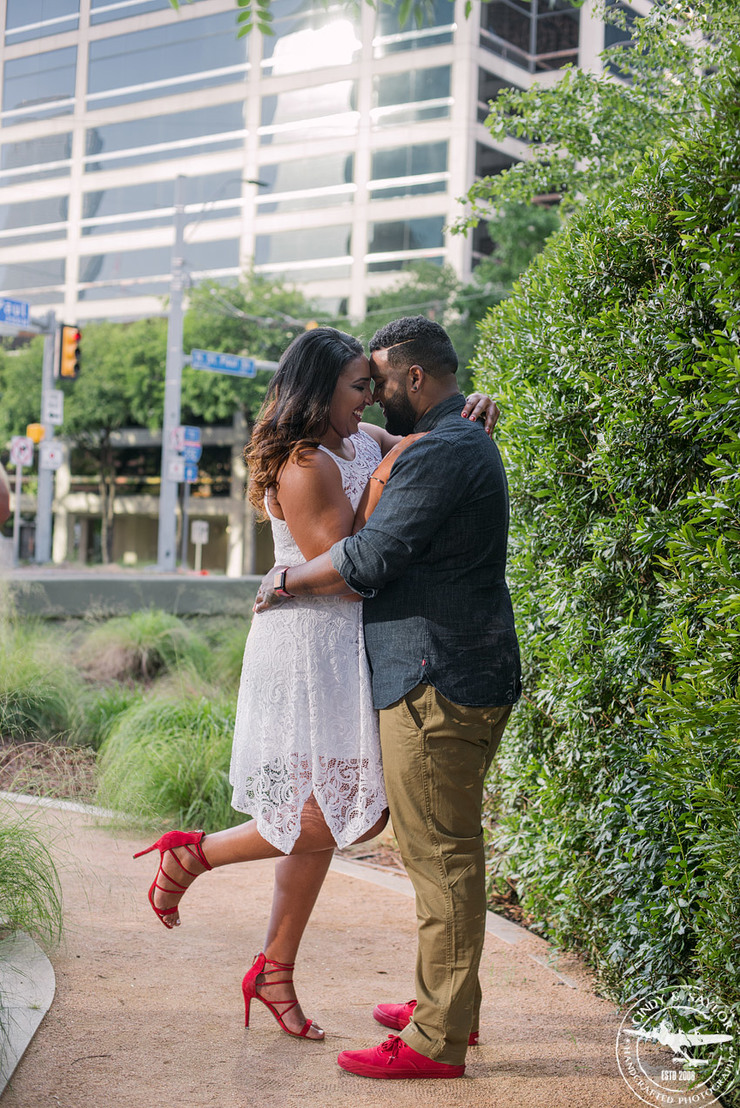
[
  {"x1": 374, "y1": 0, "x2": 454, "y2": 56},
  {"x1": 255, "y1": 224, "x2": 351, "y2": 278},
  {"x1": 0, "y1": 132, "x2": 72, "y2": 184},
  {"x1": 260, "y1": 81, "x2": 358, "y2": 144},
  {"x1": 78, "y1": 239, "x2": 240, "y2": 294},
  {"x1": 0, "y1": 194, "x2": 68, "y2": 235},
  {"x1": 0, "y1": 258, "x2": 65, "y2": 291},
  {"x1": 84, "y1": 103, "x2": 246, "y2": 173},
  {"x1": 257, "y1": 154, "x2": 354, "y2": 212},
  {"x1": 372, "y1": 66, "x2": 451, "y2": 127},
  {"x1": 90, "y1": 0, "x2": 182, "y2": 27},
  {"x1": 370, "y1": 141, "x2": 448, "y2": 199},
  {"x1": 263, "y1": 1, "x2": 361, "y2": 75},
  {"x1": 5, "y1": 0, "x2": 78, "y2": 44},
  {"x1": 367, "y1": 216, "x2": 445, "y2": 272},
  {"x1": 2, "y1": 45, "x2": 77, "y2": 123},
  {"x1": 81, "y1": 172, "x2": 242, "y2": 235},
  {"x1": 87, "y1": 13, "x2": 249, "y2": 109}
]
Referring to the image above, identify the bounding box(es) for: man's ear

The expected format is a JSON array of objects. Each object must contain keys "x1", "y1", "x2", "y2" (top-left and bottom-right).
[{"x1": 407, "y1": 364, "x2": 425, "y2": 392}]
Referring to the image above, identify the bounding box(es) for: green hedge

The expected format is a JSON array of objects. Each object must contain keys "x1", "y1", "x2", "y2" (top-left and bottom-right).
[{"x1": 474, "y1": 56, "x2": 740, "y2": 1040}]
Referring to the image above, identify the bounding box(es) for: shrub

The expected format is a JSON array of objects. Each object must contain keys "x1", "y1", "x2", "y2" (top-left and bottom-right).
[
  {"x1": 0, "y1": 622, "x2": 82, "y2": 741},
  {"x1": 472, "y1": 49, "x2": 740, "y2": 1054},
  {"x1": 96, "y1": 694, "x2": 237, "y2": 831},
  {"x1": 77, "y1": 609, "x2": 211, "y2": 684},
  {"x1": 0, "y1": 809, "x2": 62, "y2": 943}
]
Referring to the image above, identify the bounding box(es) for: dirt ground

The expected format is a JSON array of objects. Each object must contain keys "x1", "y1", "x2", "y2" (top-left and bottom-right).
[{"x1": 0, "y1": 798, "x2": 648, "y2": 1108}]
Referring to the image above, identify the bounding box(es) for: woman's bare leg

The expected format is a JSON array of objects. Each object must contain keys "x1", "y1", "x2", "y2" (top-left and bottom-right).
[
  {"x1": 257, "y1": 801, "x2": 389, "y2": 1037},
  {"x1": 150, "y1": 798, "x2": 388, "y2": 930}
]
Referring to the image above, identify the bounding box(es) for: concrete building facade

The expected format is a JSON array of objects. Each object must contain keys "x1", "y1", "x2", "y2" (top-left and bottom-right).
[{"x1": 0, "y1": 0, "x2": 645, "y2": 573}]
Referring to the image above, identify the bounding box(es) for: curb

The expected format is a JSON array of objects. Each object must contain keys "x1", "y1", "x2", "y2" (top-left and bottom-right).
[{"x1": 0, "y1": 931, "x2": 55, "y2": 1096}]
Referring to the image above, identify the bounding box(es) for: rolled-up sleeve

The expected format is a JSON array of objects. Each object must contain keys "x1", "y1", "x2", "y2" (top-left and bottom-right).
[{"x1": 330, "y1": 434, "x2": 467, "y2": 597}]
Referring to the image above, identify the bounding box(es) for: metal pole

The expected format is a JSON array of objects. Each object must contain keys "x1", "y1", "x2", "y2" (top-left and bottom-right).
[
  {"x1": 157, "y1": 174, "x2": 187, "y2": 571},
  {"x1": 180, "y1": 480, "x2": 190, "y2": 569},
  {"x1": 35, "y1": 311, "x2": 57, "y2": 563},
  {"x1": 12, "y1": 465, "x2": 23, "y2": 567}
]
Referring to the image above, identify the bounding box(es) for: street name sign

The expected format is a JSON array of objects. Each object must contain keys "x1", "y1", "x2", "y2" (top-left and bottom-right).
[
  {"x1": 191, "y1": 348, "x2": 256, "y2": 378},
  {"x1": 0, "y1": 297, "x2": 30, "y2": 328},
  {"x1": 170, "y1": 425, "x2": 201, "y2": 452}
]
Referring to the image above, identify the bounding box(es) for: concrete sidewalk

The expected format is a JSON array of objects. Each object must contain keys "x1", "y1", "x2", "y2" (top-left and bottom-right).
[{"x1": 0, "y1": 798, "x2": 639, "y2": 1108}]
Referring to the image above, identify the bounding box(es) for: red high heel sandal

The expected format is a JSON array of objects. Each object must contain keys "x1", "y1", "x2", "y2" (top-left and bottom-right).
[
  {"x1": 242, "y1": 952, "x2": 323, "y2": 1040},
  {"x1": 133, "y1": 830, "x2": 211, "y2": 928}
]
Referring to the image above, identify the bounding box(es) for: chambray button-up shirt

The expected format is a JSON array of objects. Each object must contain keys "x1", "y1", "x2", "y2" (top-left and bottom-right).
[{"x1": 331, "y1": 393, "x2": 521, "y2": 711}]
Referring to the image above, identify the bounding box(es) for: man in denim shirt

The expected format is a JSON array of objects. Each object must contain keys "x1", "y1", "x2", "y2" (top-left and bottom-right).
[{"x1": 259, "y1": 316, "x2": 521, "y2": 1079}]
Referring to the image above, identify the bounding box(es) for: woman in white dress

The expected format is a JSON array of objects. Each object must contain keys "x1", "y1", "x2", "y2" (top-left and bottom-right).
[{"x1": 135, "y1": 328, "x2": 495, "y2": 1041}]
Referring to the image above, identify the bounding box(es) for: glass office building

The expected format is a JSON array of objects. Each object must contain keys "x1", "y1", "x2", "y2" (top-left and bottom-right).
[{"x1": 0, "y1": 0, "x2": 620, "y2": 324}]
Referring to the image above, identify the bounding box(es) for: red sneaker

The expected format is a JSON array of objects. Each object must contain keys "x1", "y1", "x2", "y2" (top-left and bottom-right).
[
  {"x1": 373, "y1": 1000, "x2": 479, "y2": 1046},
  {"x1": 337, "y1": 1036, "x2": 465, "y2": 1079}
]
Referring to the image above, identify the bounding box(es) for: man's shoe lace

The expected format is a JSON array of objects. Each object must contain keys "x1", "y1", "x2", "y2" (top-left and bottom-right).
[{"x1": 380, "y1": 1036, "x2": 404, "y2": 1062}]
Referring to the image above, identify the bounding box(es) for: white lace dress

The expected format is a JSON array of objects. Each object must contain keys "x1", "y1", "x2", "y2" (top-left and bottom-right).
[{"x1": 229, "y1": 430, "x2": 387, "y2": 854}]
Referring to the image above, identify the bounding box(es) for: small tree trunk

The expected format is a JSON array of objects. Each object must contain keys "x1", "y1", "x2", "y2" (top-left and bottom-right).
[{"x1": 99, "y1": 439, "x2": 116, "y2": 564}]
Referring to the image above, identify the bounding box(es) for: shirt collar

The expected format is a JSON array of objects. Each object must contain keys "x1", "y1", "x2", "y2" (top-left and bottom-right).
[{"x1": 414, "y1": 392, "x2": 465, "y2": 433}]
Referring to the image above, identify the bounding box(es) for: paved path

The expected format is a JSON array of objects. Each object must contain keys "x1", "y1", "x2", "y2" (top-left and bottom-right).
[{"x1": 0, "y1": 799, "x2": 640, "y2": 1108}]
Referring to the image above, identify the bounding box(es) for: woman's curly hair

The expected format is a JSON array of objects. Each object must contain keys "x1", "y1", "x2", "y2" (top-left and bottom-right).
[{"x1": 245, "y1": 327, "x2": 364, "y2": 515}]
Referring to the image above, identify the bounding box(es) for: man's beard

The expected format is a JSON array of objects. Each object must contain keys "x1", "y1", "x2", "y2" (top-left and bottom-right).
[{"x1": 383, "y1": 391, "x2": 417, "y2": 436}]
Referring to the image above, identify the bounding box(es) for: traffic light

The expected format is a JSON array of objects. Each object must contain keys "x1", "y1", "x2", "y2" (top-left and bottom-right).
[{"x1": 57, "y1": 324, "x2": 81, "y2": 379}]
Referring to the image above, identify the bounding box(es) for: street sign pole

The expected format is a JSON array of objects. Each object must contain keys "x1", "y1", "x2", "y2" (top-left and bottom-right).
[
  {"x1": 34, "y1": 310, "x2": 57, "y2": 563},
  {"x1": 157, "y1": 175, "x2": 187, "y2": 572},
  {"x1": 180, "y1": 481, "x2": 191, "y2": 569},
  {"x1": 12, "y1": 465, "x2": 22, "y2": 567}
]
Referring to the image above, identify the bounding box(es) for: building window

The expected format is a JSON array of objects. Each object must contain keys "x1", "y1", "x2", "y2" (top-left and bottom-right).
[
  {"x1": 5, "y1": 0, "x2": 78, "y2": 44},
  {"x1": 480, "y1": 0, "x2": 579, "y2": 73},
  {"x1": 373, "y1": 0, "x2": 455, "y2": 56},
  {"x1": 257, "y1": 154, "x2": 355, "y2": 213},
  {"x1": 78, "y1": 239, "x2": 240, "y2": 299},
  {"x1": 84, "y1": 103, "x2": 246, "y2": 174},
  {"x1": 2, "y1": 45, "x2": 77, "y2": 125},
  {"x1": 603, "y1": 1, "x2": 639, "y2": 77},
  {"x1": 0, "y1": 133, "x2": 72, "y2": 185},
  {"x1": 475, "y1": 142, "x2": 518, "y2": 178},
  {"x1": 86, "y1": 13, "x2": 249, "y2": 110},
  {"x1": 81, "y1": 172, "x2": 243, "y2": 237},
  {"x1": 0, "y1": 259, "x2": 66, "y2": 297},
  {"x1": 367, "y1": 215, "x2": 445, "y2": 272},
  {"x1": 372, "y1": 66, "x2": 452, "y2": 128},
  {"x1": 261, "y1": 1, "x2": 361, "y2": 75},
  {"x1": 90, "y1": 0, "x2": 200, "y2": 27},
  {"x1": 260, "y1": 81, "x2": 358, "y2": 145},
  {"x1": 254, "y1": 224, "x2": 352, "y2": 281},
  {"x1": 0, "y1": 195, "x2": 68, "y2": 246},
  {"x1": 477, "y1": 69, "x2": 520, "y2": 124},
  {"x1": 370, "y1": 141, "x2": 448, "y2": 199}
]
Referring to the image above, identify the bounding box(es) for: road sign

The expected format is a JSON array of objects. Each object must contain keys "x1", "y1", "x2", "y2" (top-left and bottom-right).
[
  {"x1": 0, "y1": 297, "x2": 30, "y2": 328},
  {"x1": 10, "y1": 436, "x2": 34, "y2": 467},
  {"x1": 169, "y1": 425, "x2": 201, "y2": 452},
  {"x1": 191, "y1": 520, "x2": 209, "y2": 545},
  {"x1": 167, "y1": 458, "x2": 199, "y2": 483},
  {"x1": 39, "y1": 442, "x2": 64, "y2": 471},
  {"x1": 182, "y1": 443, "x2": 202, "y2": 463},
  {"x1": 43, "y1": 389, "x2": 64, "y2": 426},
  {"x1": 191, "y1": 348, "x2": 256, "y2": 379}
]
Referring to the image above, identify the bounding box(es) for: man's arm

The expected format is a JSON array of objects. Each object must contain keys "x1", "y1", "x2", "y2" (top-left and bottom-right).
[{"x1": 254, "y1": 435, "x2": 470, "y2": 612}]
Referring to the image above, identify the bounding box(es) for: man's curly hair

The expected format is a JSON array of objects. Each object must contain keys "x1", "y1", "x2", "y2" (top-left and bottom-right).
[{"x1": 369, "y1": 315, "x2": 457, "y2": 378}]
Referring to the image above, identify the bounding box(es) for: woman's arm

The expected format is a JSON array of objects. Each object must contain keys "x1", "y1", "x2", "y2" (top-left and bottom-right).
[{"x1": 270, "y1": 450, "x2": 360, "y2": 598}]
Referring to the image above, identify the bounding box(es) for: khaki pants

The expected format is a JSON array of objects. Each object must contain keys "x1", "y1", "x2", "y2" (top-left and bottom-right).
[{"x1": 379, "y1": 683, "x2": 512, "y2": 1065}]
